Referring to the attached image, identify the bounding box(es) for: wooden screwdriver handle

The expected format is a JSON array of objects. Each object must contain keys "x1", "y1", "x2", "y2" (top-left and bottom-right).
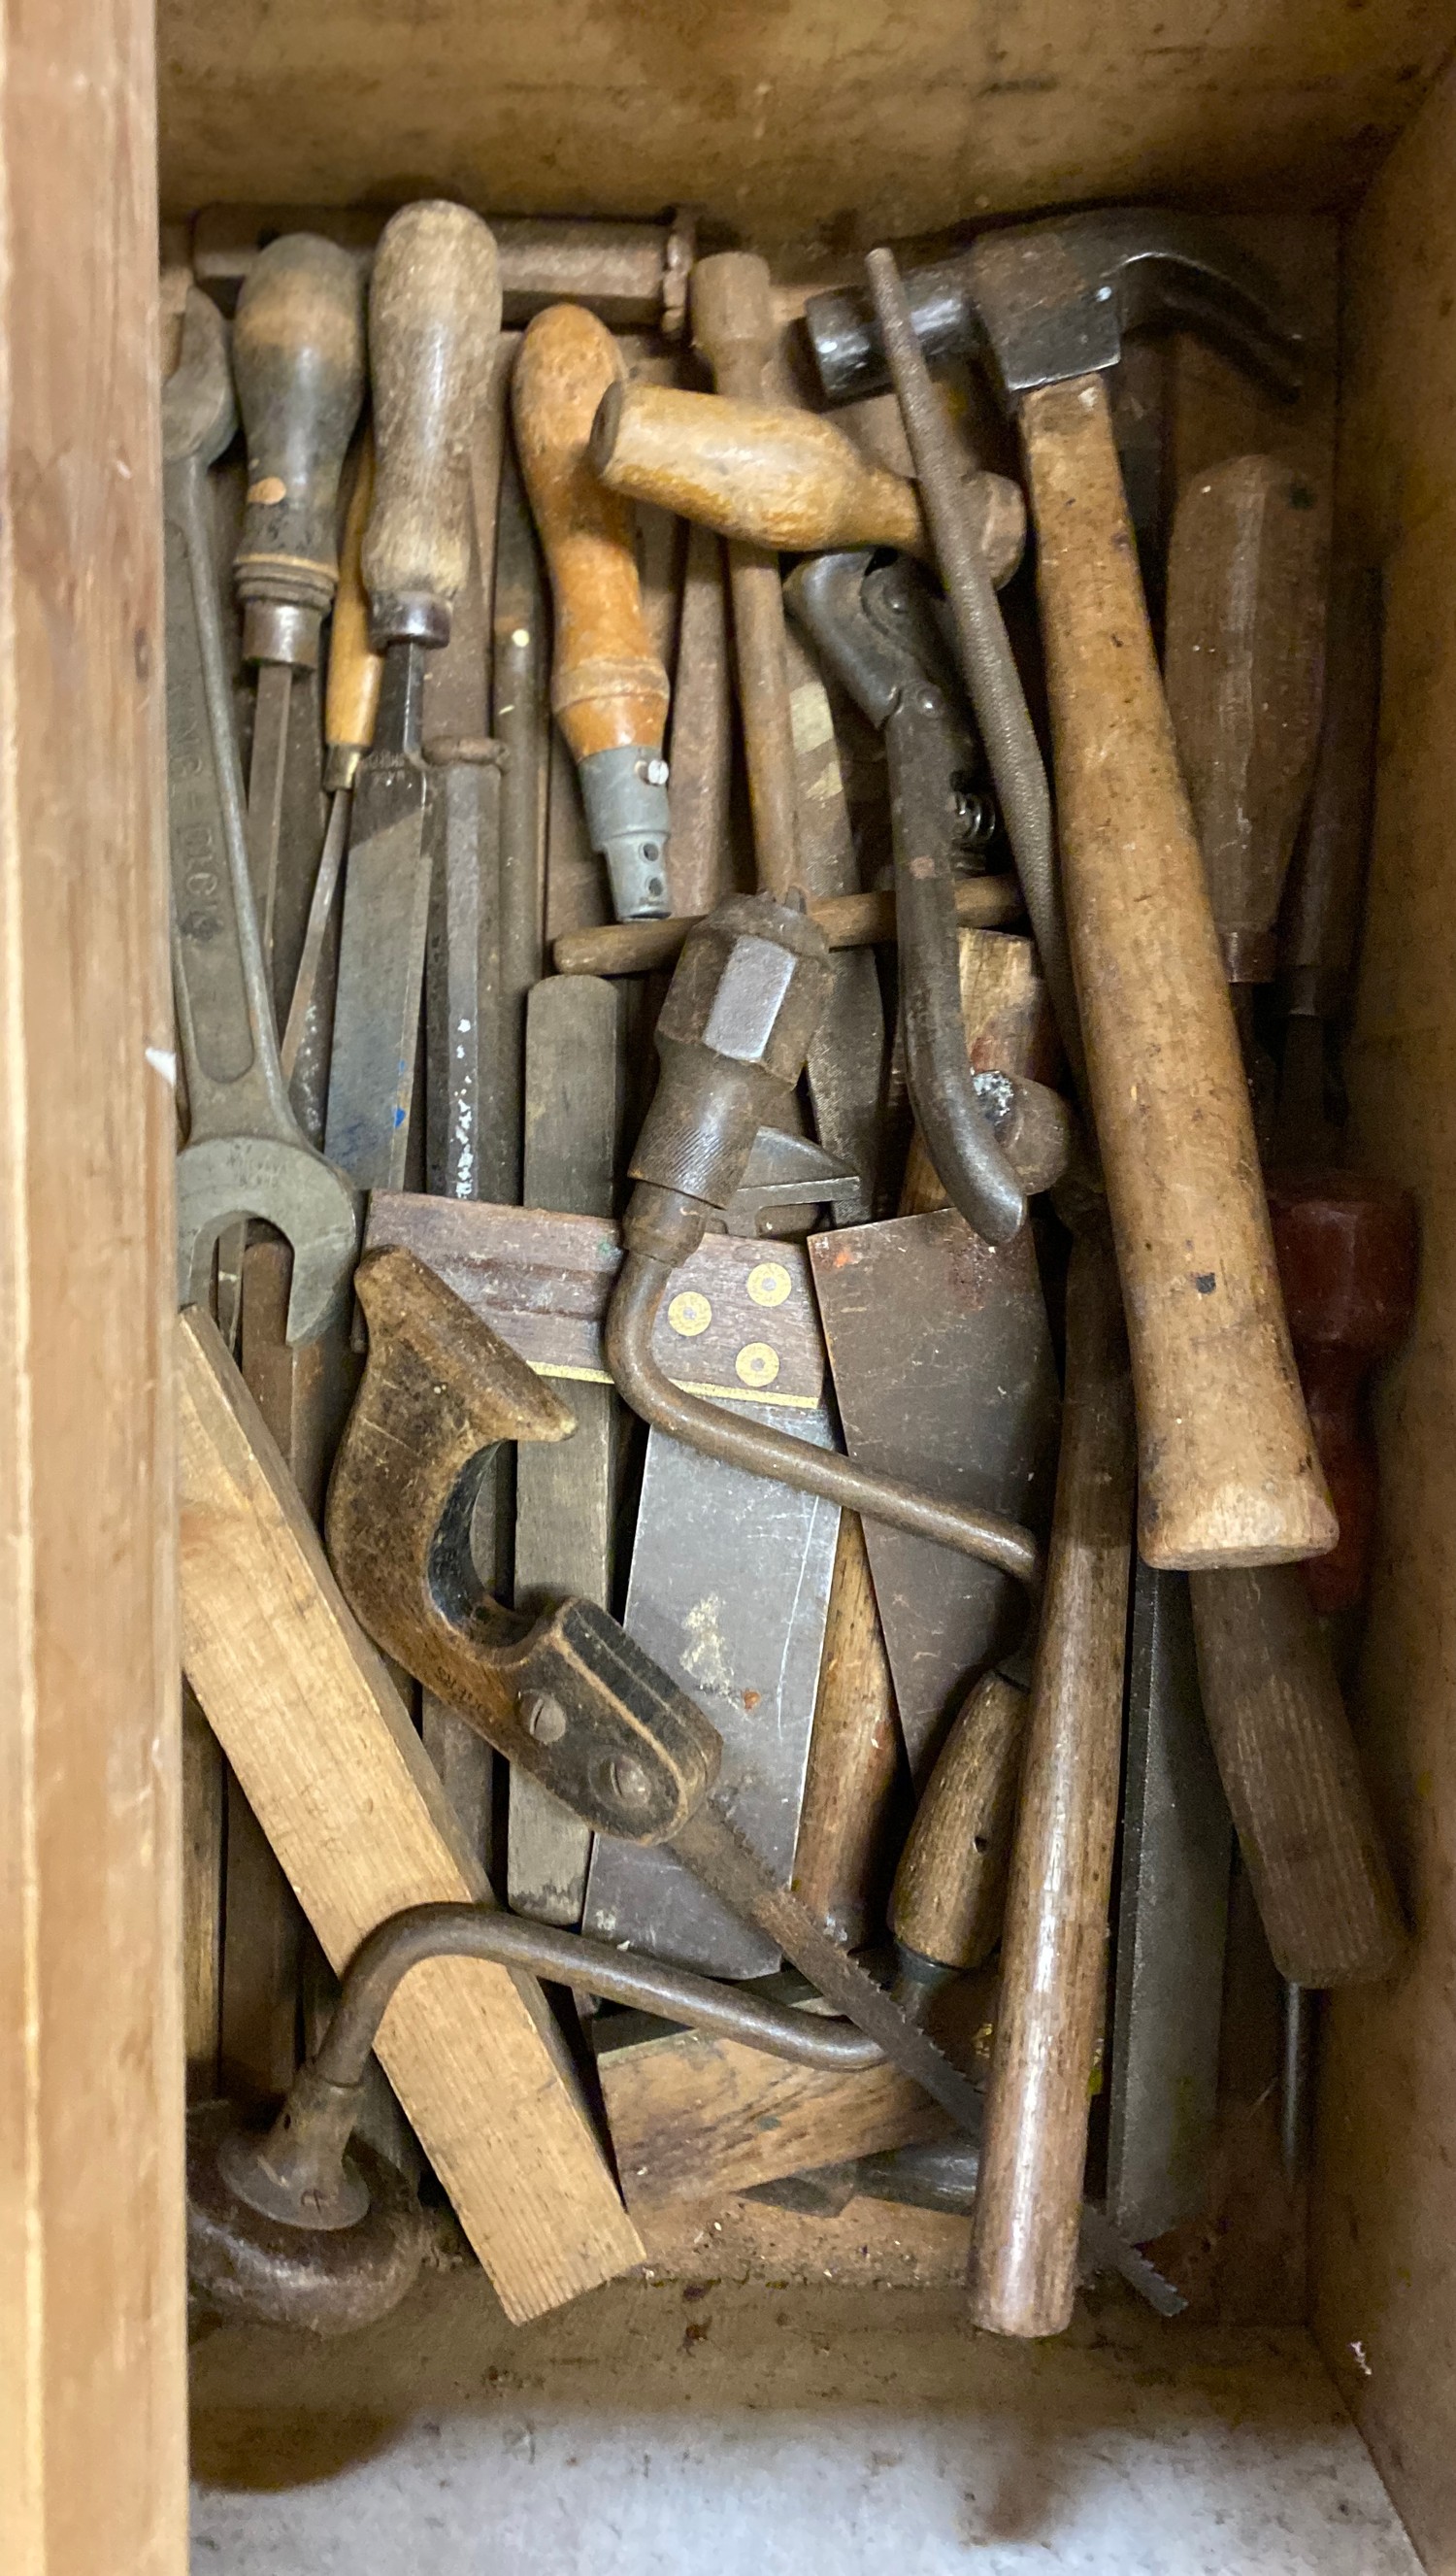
[
  {"x1": 967, "y1": 1225, "x2": 1135, "y2": 2338},
  {"x1": 1189, "y1": 1564, "x2": 1404, "y2": 1985},
  {"x1": 231, "y1": 232, "x2": 366, "y2": 654},
  {"x1": 324, "y1": 433, "x2": 382, "y2": 785},
  {"x1": 512, "y1": 303, "x2": 670, "y2": 761},
  {"x1": 691, "y1": 251, "x2": 799, "y2": 896},
  {"x1": 591, "y1": 379, "x2": 1027, "y2": 581},
  {"x1": 1023, "y1": 376, "x2": 1334, "y2": 1571},
  {"x1": 890, "y1": 1668, "x2": 1029, "y2": 1975},
  {"x1": 361, "y1": 201, "x2": 502, "y2": 650},
  {"x1": 1164, "y1": 454, "x2": 1328, "y2": 983}
]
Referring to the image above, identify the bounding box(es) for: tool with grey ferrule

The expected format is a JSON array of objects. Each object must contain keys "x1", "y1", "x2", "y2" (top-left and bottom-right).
[
  {"x1": 165, "y1": 286, "x2": 359, "y2": 1342},
  {"x1": 323, "y1": 1244, "x2": 1177, "y2": 2316},
  {"x1": 324, "y1": 202, "x2": 501, "y2": 1189}
]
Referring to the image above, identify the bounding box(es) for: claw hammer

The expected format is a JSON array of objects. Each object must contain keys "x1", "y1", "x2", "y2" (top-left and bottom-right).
[{"x1": 807, "y1": 212, "x2": 1337, "y2": 1574}]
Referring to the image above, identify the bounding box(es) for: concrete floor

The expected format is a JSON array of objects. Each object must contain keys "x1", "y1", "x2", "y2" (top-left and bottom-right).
[{"x1": 190, "y1": 2232, "x2": 1419, "y2": 2575}]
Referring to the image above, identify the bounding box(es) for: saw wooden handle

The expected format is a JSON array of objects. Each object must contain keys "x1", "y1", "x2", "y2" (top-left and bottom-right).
[
  {"x1": 231, "y1": 231, "x2": 366, "y2": 650},
  {"x1": 591, "y1": 379, "x2": 1028, "y2": 582},
  {"x1": 1022, "y1": 375, "x2": 1334, "y2": 1572},
  {"x1": 361, "y1": 201, "x2": 502, "y2": 649},
  {"x1": 324, "y1": 433, "x2": 382, "y2": 782},
  {"x1": 691, "y1": 251, "x2": 798, "y2": 895},
  {"x1": 1164, "y1": 453, "x2": 1328, "y2": 983},
  {"x1": 890, "y1": 1668, "x2": 1028, "y2": 1975},
  {"x1": 1189, "y1": 1562, "x2": 1404, "y2": 1985},
  {"x1": 513, "y1": 303, "x2": 670, "y2": 761},
  {"x1": 968, "y1": 1226, "x2": 1134, "y2": 2339}
]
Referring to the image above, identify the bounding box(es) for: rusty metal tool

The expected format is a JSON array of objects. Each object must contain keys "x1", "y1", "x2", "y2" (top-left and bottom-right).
[
  {"x1": 788, "y1": 549, "x2": 1027, "y2": 1243},
  {"x1": 166, "y1": 287, "x2": 359, "y2": 1340},
  {"x1": 325, "y1": 203, "x2": 501, "y2": 1189},
  {"x1": 231, "y1": 234, "x2": 366, "y2": 989},
  {"x1": 968, "y1": 1220, "x2": 1137, "y2": 2338},
  {"x1": 589, "y1": 379, "x2": 1027, "y2": 573},
  {"x1": 809, "y1": 215, "x2": 1337, "y2": 1575},
  {"x1": 513, "y1": 305, "x2": 672, "y2": 920},
  {"x1": 1106, "y1": 1557, "x2": 1232, "y2": 2244},
  {"x1": 322, "y1": 1245, "x2": 1177, "y2": 2314},
  {"x1": 187, "y1": 1899, "x2": 880, "y2": 2333},
  {"x1": 603, "y1": 893, "x2": 1045, "y2": 1581},
  {"x1": 551, "y1": 870, "x2": 1023, "y2": 978}
]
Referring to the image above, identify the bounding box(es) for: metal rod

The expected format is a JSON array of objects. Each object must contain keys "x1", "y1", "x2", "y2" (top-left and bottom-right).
[
  {"x1": 605, "y1": 1250, "x2": 1043, "y2": 1589},
  {"x1": 310, "y1": 1900, "x2": 886, "y2": 2089}
]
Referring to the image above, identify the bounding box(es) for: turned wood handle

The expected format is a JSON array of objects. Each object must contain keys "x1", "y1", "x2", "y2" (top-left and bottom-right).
[
  {"x1": 361, "y1": 201, "x2": 502, "y2": 650},
  {"x1": 1022, "y1": 375, "x2": 1334, "y2": 1572},
  {"x1": 691, "y1": 251, "x2": 798, "y2": 896},
  {"x1": 324, "y1": 433, "x2": 382, "y2": 783},
  {"x1": 1164, "y1": 453, "x2": 1328, "y2": 984},
  {"x1": 513, "y1": 304, "x2": 670, "y2": 761},
  {"x1": 791, "y1": 1512, "x2": 901, "y2": 1949},
  {"x1": 550, "y1": 872, "x2": 1023, "y2": 977},
  {"x1": 1189, "y1": 1562, "x2": 1404, "y2": 1985},
  {"x1": 890, "y1": 1668, "x2": 1029, "y2": 1975},
  {"x1": 967, "y1": 1225, "x2": 1134, "y2": 2339},
  {"x1": 231, "y1": 232, "x2": 367, "y2": 653}
]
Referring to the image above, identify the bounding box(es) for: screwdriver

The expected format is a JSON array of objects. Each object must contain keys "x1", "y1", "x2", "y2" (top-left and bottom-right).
[
  {"x1": 324, "y1": 201, "x2": 501, "y2": 1191},
  {"x1": 280, "y1": 434, "x2": 381, "y2": 1125},
  {"x1": 231, "y1": 234, "x2": 367, "y2": 986}
]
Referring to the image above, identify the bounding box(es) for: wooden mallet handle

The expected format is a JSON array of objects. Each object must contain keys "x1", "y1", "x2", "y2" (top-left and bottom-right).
[
  {"x1": 1022, "y1": 375, "x2": 1334, "y2": 1570},
  {"x1": 967, "y1": 1224, "x2": 1135, "y2": 2338}
]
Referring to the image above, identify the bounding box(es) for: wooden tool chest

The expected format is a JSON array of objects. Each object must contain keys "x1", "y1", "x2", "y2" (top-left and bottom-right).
[{"x1": 9, "y1": 3, "x2": 1456, "y2": 2569}]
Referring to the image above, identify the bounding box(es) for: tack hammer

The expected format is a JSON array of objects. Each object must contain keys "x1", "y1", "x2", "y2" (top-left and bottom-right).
[
  {"x1": 165, "y1": 287, "x2": 359, "y2": 1341},
  {"x1": 807, "y1": 213, "x2": 1337, "y2": 1574}
]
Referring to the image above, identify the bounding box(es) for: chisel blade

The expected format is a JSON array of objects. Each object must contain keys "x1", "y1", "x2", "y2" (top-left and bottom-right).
[{"x1": 324, "y1": 761, "x2": 431, "y2": 1189}]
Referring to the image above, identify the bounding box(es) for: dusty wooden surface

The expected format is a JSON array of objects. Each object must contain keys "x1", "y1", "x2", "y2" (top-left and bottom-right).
[
  {"x1": 156, "y1": 2, "x2": 1455, "y2": 239},
  {"x1": 1313, "y1": 53, "x2": 1456, "y2": 2573},
  {"x1": 0, "y1": 1, "x2": 187, "y2": 2566},
  {"x1": 177, "y1": 1309, "x2": 644, "y2": 2322}
]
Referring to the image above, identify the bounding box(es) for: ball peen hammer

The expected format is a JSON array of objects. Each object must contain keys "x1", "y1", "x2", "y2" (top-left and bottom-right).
[{"x1": 806, "y1": 213, "x2": 1337, "y2": 1575}]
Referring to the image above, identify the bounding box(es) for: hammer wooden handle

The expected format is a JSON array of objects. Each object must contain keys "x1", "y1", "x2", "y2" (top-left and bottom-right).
[
  {"x1": 890, "y1": 1668, "x2": 1028, "y2": 1975},
  {"x1": 231, "y1": 232, "x2": 366, "y2": 644},
  {"x1": 1189, "y1": 1564, "x2": 1404, "y2": 1985},
  {"x1": 324, "y1": 434, "x2": 382, "y2": 784},
  {"x1": 1164, "y1": 454, "x2": 1328, "y2": 983},
  {"x1": 967, "y1": 1225, "x2": 1134, "y2": 2339},
  {"x1": 513, "y1": 304, "x2": 670, "y2": 761},
  {"x1": 1023, "y1": 375, "x2": 1334, "y2": 1570},
  {"x1": 361, "y1": 201, "x2": 502, "y2": 649},
  {"x1": 591, "y1": 379, "x2": 1027, "y2": 581},
  {"x1": 691, "y1": 252, "x2": 799, "y2": 896}
]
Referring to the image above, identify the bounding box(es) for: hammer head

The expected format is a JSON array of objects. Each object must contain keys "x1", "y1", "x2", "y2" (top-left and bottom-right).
[{"x1": 804, "y1": 209, "x2": 1304, "y2": 414}]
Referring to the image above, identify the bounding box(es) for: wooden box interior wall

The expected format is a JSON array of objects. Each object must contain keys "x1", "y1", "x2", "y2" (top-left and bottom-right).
[{"x1": 149, "y1": 5, "x2": 1456, "y2": 2566}]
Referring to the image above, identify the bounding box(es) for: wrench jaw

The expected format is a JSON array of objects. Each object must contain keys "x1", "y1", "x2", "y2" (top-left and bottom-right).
[{"x1": 175, "y1": 1138, "x2": 361, "y2": 1343}]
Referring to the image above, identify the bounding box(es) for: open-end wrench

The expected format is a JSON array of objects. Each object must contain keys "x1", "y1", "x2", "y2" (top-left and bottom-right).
[{"x1": 164, "y1": 287, "x2": 359, "y2": 1342}]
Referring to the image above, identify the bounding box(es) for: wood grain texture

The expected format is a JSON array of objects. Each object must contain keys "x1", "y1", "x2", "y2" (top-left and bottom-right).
[
  {"x1": 1189, "y1": 1564, "x2": 1403, "y2": 1987},
  {"x1": 0, "y1": 3, "x2": 187, "y2": 2564},
  {"x1": 791, "y1": 1512, "x2": 902, "y2": 1950},
  {"x1": 1164, "y1": 453, "x2": 1329, "y2": 983},
  {"x1": 513, "y1": 304, "x2": 669, "y2": 758},
  {"x1": 324, "y1": 434, "x2": 381, "y2": 768},
  {"x1": 551, "y1": 871, "x2": 1022, "y2": 979},
  {"x1": 157, "y1": 5, "x2": 1453, "y2": 242},
  {"x1": 1024, "y1": 372, "x2": 1334, "y2": 1572},
  {"x1": 890, "y1": 1669, "x2": 1028, "y2": 1975},
  {"x1": 182, "y1": 1685, "x2": 224, "y2": 2099},
  {"x1": 362, "y1": 201, "x2": 502, "y2": 645},
  {"x1": 177, "y1": 1307, "x2": 643, "y2": 2321},
  {"x1": 967, "y1": 1228, "x2": 1135, "y2": 2338},
  {"x1": 597, "y1": 2024, "x2": 951, "y2": 2215},
  {"x1": 666, "y1": 521, "x2": 738, "y2": 916}
]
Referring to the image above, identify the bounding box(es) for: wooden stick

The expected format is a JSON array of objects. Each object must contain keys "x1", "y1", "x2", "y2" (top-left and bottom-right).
[
  {"x1": 1022, "y1": 373, "x2": 1334, "y2": 1570},
  {"x1": 177, "y1": 1307, "x2": 644, "y2": 2323},
  {"x1": 967, "y1": 1225, "x2": 1135, "y2": 2337},
  {"x1": 551, "y1": 870, "x2": 1022, "y2": 978},
  {"x1": 890, "y1": 1668, "x2": 1029, "y2": 1978},
  {"x1": 666, "y1": 520, "x2": 737, "y2": 916},
  {"x1": 791, "y1": 1512, "x2": 902, "y2": 1949}
]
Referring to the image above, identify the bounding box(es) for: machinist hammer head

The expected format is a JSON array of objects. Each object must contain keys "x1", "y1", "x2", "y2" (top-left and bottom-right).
[{"x1": 804, "y1": 208, "x2": 1305, "y2": 414}]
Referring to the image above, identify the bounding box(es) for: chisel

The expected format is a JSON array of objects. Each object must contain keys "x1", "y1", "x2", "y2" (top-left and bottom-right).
[
  {"x1": 324, "y1": 202, "x2": 501, "y2": 1191},
  {"x1": 513, "y1": 303, "x2": 672, "y2": 920}
]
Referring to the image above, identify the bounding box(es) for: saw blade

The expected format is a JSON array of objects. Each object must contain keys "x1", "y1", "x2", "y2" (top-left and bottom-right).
[{"x1": 669, "y1": 1796, "x2": 1184, "y2": 2318}]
